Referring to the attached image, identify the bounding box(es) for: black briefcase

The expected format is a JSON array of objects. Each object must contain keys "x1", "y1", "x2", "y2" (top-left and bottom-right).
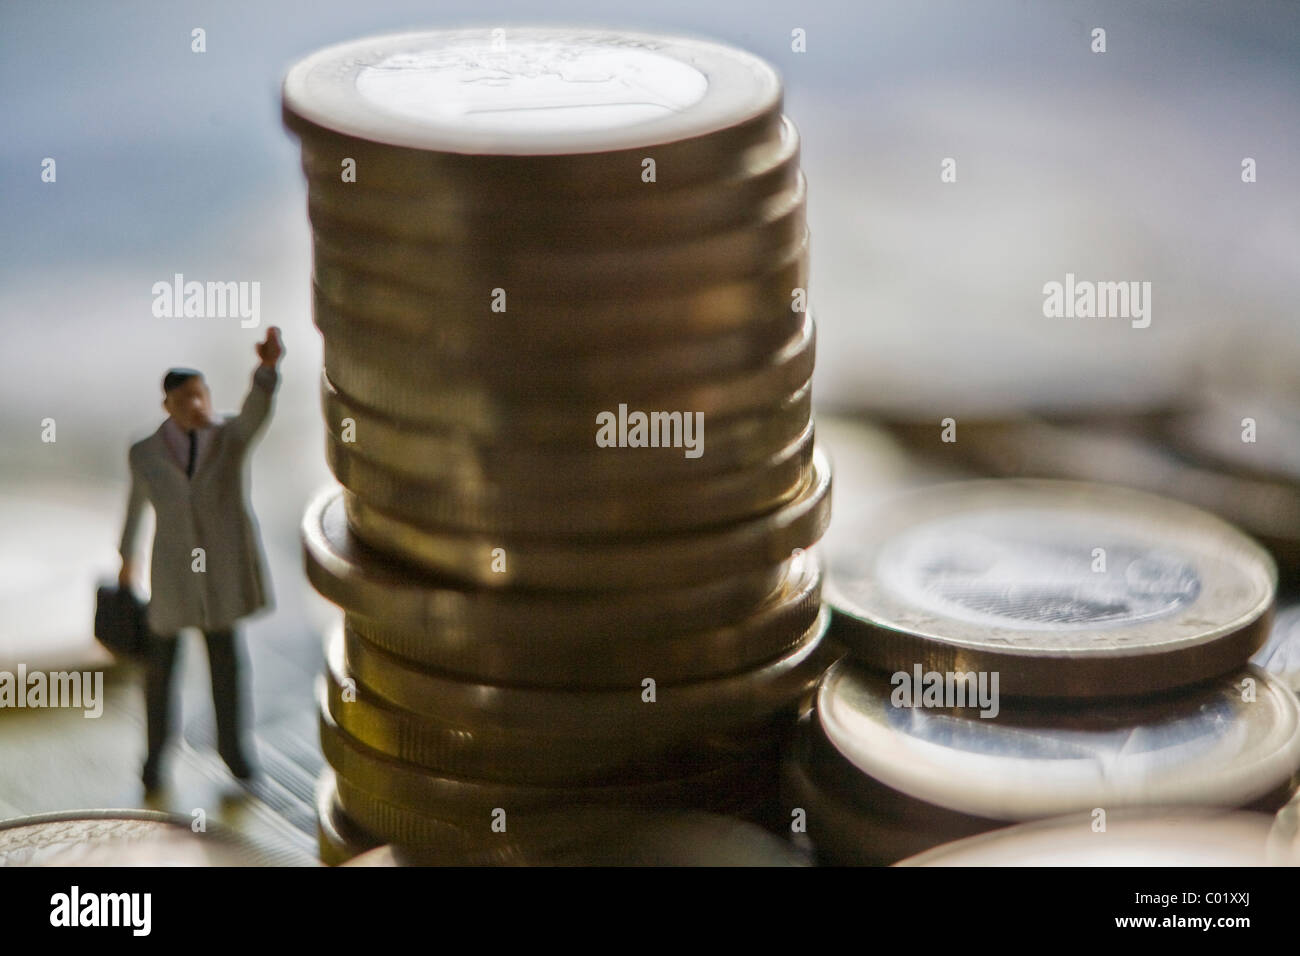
[{"x1": 94, "y1": 582, "x2": 150, "y2": 659}]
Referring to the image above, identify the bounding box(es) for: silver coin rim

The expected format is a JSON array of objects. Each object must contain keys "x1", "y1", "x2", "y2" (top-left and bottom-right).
[
  {"x1": 283, "y1": 27, "x2": 781, "y2": 156},
  {"x1": 824, "y1": 478, "x2": 1278, "y2": 657},
  {"x1": 817, "y1": 657, "x2": 1300, "y2": 820}
]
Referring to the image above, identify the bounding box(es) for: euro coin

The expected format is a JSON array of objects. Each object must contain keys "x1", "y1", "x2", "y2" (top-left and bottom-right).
[
  {"x1": 825, "y1": 479, "x2": 1276, "y2": 697},
  {"x1": 344, "y1": 547, "x2": 821, "y2": 686},
  {"x1": 303, "y1": 115, "x2": 802, "y2": 247},
  {"x1": 308, "y1": 179, "x2": 805, "y2": 294},
  {"x1": 283, "y1": 28, "x2": 785, "y2": 192},
  {"x1": 310, "y1": 230, "x2": 808, "y2": 345},
  {"x1": 319, "y1": 372, "x2": 812, "y2": 483},
  {"x1": 340, "y1": 606, "x2": 831, "y2": 733},
  {"x1": 319, "y1": 688, "x2": 780, "y2": 829},
  {"x1": 319, "y1": 310, "x2": 815, "y2": 433},
  {"x1": 342, "y1": 445, "x2": 831, "y2": 588},
  {"x1": 301, "y1": 486, "x2": 790, "y2": 646},
  {"x1": 314, "y1": 295, "x2": 807, "y2": 398},
  {"x1": 323, "y1": 420, "x2": 813, "y2": 537},
  {"x1": 817, "y1": 658, "x2": 1300, "y2": 820},
  {"x1": 323, "y1": 623, "x2": 794, "y2": 783}
]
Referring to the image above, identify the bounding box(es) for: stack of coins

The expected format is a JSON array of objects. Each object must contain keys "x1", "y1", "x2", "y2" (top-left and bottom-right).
[
  {"x1": 283, "y1": 28, "x2": 833, "y2": 863},
  {"x1": 786, "y1": 479, "x2": 1300, "y2": 865}
]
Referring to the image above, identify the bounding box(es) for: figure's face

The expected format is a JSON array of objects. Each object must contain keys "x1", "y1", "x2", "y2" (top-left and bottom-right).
[{"x1": 163, "y1": 378, "x2": 214, "y2": 430}]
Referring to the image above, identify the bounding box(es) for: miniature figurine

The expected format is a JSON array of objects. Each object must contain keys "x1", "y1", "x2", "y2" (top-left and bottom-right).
[{"x1": 118, "y1": 327, "x2": 284, "y2": 791}]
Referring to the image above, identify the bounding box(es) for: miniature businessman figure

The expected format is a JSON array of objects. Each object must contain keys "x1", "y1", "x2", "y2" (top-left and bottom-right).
[{"x1": 118, "y1": 327, "x2": 285, "y2": 791}]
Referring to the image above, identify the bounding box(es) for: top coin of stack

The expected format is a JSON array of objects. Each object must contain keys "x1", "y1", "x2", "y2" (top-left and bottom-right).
[
  {"x1": 284, "y1": 28, "x2": 831, "y2": 860},
  {"x1": 825, "y1": 479, "x2": 1277, "y2": 698}
]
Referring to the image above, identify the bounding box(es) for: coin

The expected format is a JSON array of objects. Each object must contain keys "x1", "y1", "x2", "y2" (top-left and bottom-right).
[
  {"x1": 301, "y1": 486, "x2": 790, "y2": 648},
  {"x1": 817, "y1": 657, "x2": 1300, "y2": 820},
  {"x1": 314, "y1": 297, "x2": 807, "y2": 398},
  {"x1": 0, "y1": 810, "x2": 302, "y2": 866},
  {"x1": 309, "y1": 179, "x2": 805, "y2": 295},
  {"x1": 311, "y1": 161, "x2": 803, "y2": 264},
  {"x1": 319, "y1": 310, "x2": 815, "y2": 433},
  {"x1": 315, "y1": 768, "x2": 382, "y2": 865},
  {"x1": 342, "y1": 606, "x2": 830, "y2": 732},
  {"x1": 826, "y1": 479, "x2": 1277, "y2": 697},
  {"x1": 324, "y1": 421, "x2": 813, "y2": 537},
  {"x1": 283, "y1": 28, "x2": 784, "y2": 188},
  {"x1": 324, "y1": 623, "x2": 794, "y2": 783},
  {"x1": 311, "y1": 230, "x2": 808, "y2": 343},
  {"x1": 319, "y1": 687, "x2": 781, "y2": 827},
  {"x1": 342, "y1": 445, "x2": 831, "y2": 588},
  {"x1": 304, "y1": 115, "x2": 802, "y2": 247},
  {"x1": 319, "y1": 373, "x2": 812, "y2": 482},
  {"x1": 898, "y1": 809, "x2": 1285, "y2": 867},
  {"x1": 333, "y1": 779, "x2": 782, "y2": 865},
  {"x1": 345, "y1": 548, "x2": 821, "y2": 686},
  {"x1": 331, "y1": 774, "x2": 483, "y2": 856}
]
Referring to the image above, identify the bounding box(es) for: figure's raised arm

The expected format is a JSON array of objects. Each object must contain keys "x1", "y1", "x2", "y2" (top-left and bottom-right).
[{"x1": 227, "y1": 327, "x2": 284, "y2": 446}]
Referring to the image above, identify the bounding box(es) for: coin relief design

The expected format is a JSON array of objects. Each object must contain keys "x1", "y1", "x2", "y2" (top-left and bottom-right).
[
  {"x1": 356, "y1": 41, "x2": 710, "y2": 133},
  {"x1": 875, "y1": 510, "x2": 1202, "y2": 632},
  {"x1": 877, "y1": 685, "x2": 1237, "y2": 767}
]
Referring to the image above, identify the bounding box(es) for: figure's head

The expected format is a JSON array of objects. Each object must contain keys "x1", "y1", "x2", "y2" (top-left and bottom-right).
[{"x1": 162, "y1": 368, "x2": 214, "y2": 430}]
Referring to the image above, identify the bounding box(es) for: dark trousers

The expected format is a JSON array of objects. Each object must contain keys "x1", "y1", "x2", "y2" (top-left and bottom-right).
[{"x1": 143, "y1": 626, "x2": 251, "y2": 771}]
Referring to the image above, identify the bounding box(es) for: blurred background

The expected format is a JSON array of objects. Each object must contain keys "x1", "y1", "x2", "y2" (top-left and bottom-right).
[{"x1": 0, "y1": 0, "x2": 1296, "y2": 855}]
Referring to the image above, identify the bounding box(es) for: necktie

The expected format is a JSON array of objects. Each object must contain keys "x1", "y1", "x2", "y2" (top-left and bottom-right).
[{"x1": 186, "y1": 429, "x2": 198, "y2": 478}]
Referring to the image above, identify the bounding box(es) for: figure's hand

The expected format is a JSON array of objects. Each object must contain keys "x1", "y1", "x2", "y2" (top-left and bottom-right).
[
  {"x1": 256, "y1": 326, "x2": 284, "y2": 369},
  {"x1": 119, "y1": 558, "x2": 135, "y2": 590}
]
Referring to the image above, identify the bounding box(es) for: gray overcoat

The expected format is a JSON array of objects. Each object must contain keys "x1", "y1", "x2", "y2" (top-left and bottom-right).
[{"x1": 119, "y1": 365, "x2": 279, "y2": 635}]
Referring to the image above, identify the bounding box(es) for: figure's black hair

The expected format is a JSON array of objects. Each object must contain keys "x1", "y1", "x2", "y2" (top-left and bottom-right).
[{"x1": 163, "y1": 368, "x2": 204, "y2": 394}]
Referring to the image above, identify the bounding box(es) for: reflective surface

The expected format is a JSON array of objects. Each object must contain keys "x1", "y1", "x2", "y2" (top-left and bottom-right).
[{"x1": 818, "y1": 659, "x2": 1300, "y2": 819}]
